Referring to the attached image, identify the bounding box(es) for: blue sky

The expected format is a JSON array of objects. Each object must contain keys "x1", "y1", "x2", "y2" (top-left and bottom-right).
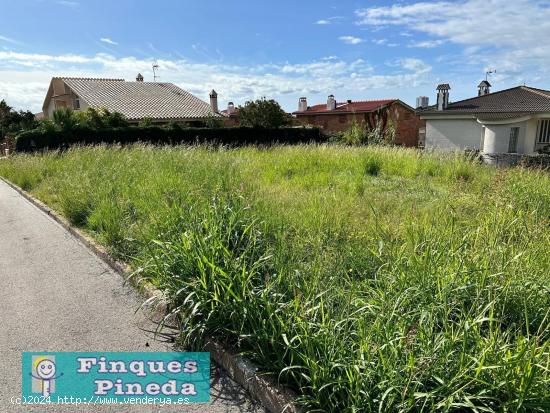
[{"x1": 1, "y1": 0, "x2": 550, "y2": 112}]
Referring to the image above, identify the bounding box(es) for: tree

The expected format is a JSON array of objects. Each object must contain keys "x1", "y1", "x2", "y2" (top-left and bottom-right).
[
  {"x1": 237, "y1": 98, "x2": 290, "y2": 128},
  {"x1": 0, "y1": 99, "x2": 38, "y2": 142}
]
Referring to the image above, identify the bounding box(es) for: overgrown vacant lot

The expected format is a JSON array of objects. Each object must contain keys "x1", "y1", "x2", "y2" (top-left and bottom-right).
[{"x1": 1, "y1": 145, "x2": 549, "y2": 412}]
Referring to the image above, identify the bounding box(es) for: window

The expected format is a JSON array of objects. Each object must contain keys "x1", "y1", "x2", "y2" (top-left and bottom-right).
[
  {"x1": 508, "y1": 127, "x2": 519, "y2": 153},
  {"x1": 55, "y1": 100, "x2": 67, "y2": 109},
  {"x1": 74, "y1": 98, "x2": 80, "y2": 110},
  {"x1": 536, "y1": 119, "x2": 550, "y2": 143}
]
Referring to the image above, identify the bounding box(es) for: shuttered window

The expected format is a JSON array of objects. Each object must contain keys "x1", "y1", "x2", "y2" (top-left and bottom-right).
[
  {"x1": 536, "y1": 119, "x2": 550, "y2": 143},
  {"x1": 508, "y1": 127, "x2": 519, "y2": 153}
]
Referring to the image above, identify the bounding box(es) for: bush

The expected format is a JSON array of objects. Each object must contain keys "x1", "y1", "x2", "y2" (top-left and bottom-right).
[
  {"x1": 237, "y1": 98, "x2": 291, "y2": 128},
  {"x1": 341, "y1": 119, "x2": 368, "y2": 145},
  {"x1": 15, "y1": 126, "x2": 324, "y2": 152}
]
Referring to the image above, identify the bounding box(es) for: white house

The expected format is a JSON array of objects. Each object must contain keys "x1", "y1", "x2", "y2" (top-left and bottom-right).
[
  {"x1": 41, "y1": 75, "x2": 221, "y2": 124},
  {"x1": 418, "y1": 83, "x2": 550, "y2": 155}
]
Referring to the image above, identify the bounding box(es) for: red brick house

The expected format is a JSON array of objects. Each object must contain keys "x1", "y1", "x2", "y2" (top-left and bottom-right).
[{"x1": 293, "y1": 96, "x2": 424, "y2": 147}]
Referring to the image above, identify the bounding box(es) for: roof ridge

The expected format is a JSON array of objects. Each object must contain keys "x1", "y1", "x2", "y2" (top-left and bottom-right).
[
  {"x1": 446, "y1": 85, "x2": 525, "y2": 107},
  {"x1": 60, "y1": 77, "x2": 125, "y2": 82},
  {"x1": 522, "y1": 86, "x2": 550, "y2": 99},
  {"x1": 337, "y1": 99, "x2": 396, "y2": 104}
]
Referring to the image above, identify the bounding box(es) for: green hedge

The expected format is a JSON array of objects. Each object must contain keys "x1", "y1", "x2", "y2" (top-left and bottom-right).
[{"x1": 15, "y1": 126, "x2": 324, "y2": 152}]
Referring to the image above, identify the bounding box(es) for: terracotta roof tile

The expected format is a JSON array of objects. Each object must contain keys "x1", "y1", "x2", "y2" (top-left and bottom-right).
[{"x1": 294, "y1": 99, "x2": 396, "y2": 115}]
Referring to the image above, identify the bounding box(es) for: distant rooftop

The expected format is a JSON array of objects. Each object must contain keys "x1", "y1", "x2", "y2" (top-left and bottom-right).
[
  {"x1": 294, "y1": 99, "x2": 402, "y2": 115},
  {"x1": 420, "y1": 86, "x2": 550, "y2": 119},
  {"x1": 44, "y1": 77, "x2": 220, "y2": 121}
]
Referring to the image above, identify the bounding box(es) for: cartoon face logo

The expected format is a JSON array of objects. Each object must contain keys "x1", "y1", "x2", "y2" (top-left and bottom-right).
[
  {"x1": 31, "y1": 356, "x2": 62, "y2": 397},
  {"x1": 36, "y1": 359, "x2": 56, "y2": 380}
]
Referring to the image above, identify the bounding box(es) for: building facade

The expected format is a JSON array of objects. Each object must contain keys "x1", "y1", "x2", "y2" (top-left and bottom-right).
[
  {"x1": 419, "y1": 83, "x2": 550, "y2": 155},
  {"x1": 293, "y1": 96, "x2": 423, "y2": 147}
]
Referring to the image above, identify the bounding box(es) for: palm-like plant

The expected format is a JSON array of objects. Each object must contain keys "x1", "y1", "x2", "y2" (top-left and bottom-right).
[{"x1": 52, "y1": 107, "x2": 77, "y2": 131}]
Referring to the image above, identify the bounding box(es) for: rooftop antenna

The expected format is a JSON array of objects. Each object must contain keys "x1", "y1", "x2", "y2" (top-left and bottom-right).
[
  {"x1": 152, "y1": 62, "x2": 160, "y2": 82},
  {"x1": 485, "y1": 69, "x2": 496, "y2": 82}
]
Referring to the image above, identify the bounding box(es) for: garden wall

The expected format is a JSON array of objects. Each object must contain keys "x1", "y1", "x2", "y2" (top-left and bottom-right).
[{"x1": 481, "y1": 153, "x2": 550, "y2": 168}]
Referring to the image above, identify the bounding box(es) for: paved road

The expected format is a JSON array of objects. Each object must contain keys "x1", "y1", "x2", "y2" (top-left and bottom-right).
[{"x1": 0, "y1": 179, "x2": 267, "y2": 413}]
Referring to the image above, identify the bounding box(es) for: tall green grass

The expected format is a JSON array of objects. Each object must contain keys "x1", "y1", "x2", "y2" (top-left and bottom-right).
[{"x1": 1, "y1": 144, "x2": 549, "y2": 412}]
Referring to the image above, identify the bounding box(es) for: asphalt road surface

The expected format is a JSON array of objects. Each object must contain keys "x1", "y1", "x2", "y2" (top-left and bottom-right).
[{"x1": 0, "y1": 179, "x2": 267, "y2": 413}]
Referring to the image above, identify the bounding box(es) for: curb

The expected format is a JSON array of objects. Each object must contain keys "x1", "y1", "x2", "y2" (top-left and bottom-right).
[{"x1": 1, "y1": 177, "x2": 301, "y2": 413}]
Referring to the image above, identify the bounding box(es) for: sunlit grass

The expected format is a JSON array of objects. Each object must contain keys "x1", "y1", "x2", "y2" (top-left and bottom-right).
[{"x1": 1, "y1": 144, "x2": 549, "y2": 412}]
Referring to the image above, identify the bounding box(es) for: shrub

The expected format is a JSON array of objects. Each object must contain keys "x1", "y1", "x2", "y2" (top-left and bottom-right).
[
  {"x1": 138, "y1": 117, "x2": 153, "y2": 128},
  {"x1": 14, "y1": 126, "x2": 324, "y2": 152},
  {"x1": 341, "y1": 119, "x2": 368, "y2": 145}
]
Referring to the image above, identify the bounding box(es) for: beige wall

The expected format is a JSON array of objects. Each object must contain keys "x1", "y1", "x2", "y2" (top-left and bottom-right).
[{"x1": 45, "y1": 80, "x2": 85, "y2": 118}]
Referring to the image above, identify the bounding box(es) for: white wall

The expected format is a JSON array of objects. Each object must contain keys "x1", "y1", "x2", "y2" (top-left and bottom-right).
[
  {"x1": 425, "y1": 119, "x2": 482, "y2": 151},
  {"x1": 483, "y1": 121, "x2": 527, "y2": 154}
]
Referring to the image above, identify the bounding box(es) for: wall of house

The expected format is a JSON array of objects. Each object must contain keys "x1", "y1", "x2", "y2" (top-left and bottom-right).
[
  {"x1": 295, "y1": 113, "x2": 359, "y2": 132},
  {"x1": 482, "y1": 121, "x2": 527, "y2": 154},
  {"x1": 391, "y1": 103, "x2": 424, "y2": 147},
  {"x1": 425, "y1": 118, "x2": 482, "y2": 151},
  {"x1": 45, "y1": 80, "x2": 86, "y2": 118},
  {"x1": 295, "y1": 103, "x2": 422, "y2": 147}
]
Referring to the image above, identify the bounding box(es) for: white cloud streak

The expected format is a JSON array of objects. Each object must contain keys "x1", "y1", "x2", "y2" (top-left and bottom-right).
[
  {"x1": 339, "y1": 36, "x2": 364, "y2": 45},
  {"x1": 100, "y1": 38, "x2": 118, "y2": 45},
  {"x1": 0, "y1": 35, "x2": 23, "y2": 45},
  {"x1": 57, "y1": 1, "x2": 79, "y2": 7}
]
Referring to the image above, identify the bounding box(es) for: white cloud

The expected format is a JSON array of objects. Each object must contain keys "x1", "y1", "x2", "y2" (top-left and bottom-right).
[
  {"x1": 315, "y1": 16, "x2": 343, "y2": 25},
  {"x1": 0, "y1": 35, "x2": 22, "y2": 45},
  {"x1": 0, "y1": 51, "x2": 433, "y2": 112},
  {"x1": 339, "y1": 36, "x2": 364, "y2": 45},
  {"x1": 397, "y1": 58, "x2": 432, "y2": 74},
  {"x1": 409, "y1": 39, "x2": 445, "y2": 48},
  {"x1": 100, "y1": 38, "x2": 118, "y2": 45},
  {"x1": 57, "y1": 1, "x2": 79, "y2": 7},
  {"x1": 355, "y1": 0, "x2": 550, "y2": 81},
  {"x1": 355, "y1": 0, "x2": 550, "y2": 47}
]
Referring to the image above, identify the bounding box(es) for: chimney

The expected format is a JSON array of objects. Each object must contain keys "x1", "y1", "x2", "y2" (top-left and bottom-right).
[
  {"x1": 416, "y1": 96, "x2": 429, "y2": 109},
  {"x1": 227, "y1": 102, "x2": 236, "y2": 115},
  {"x1": 298, "y1": 97, "x2": 308, "y2": 112},
  {"x1": 327, "y1": 94, "x2": 336, "y2": 111},
  {"x1": 136, "y1": 73, "x2": 144, "y2": 82},
  {"x1": 347, "y1": 99, "x2": 352, "y2": 104},
  {"x1": 209, "y1": 89, "x2": 218, "y2": 113},
  {"x1": 478, "y1": 80, "x2": 491, "y2": 96},
  {"x1": 436, "y1": 84, "x2": 450, "y2": 111}
]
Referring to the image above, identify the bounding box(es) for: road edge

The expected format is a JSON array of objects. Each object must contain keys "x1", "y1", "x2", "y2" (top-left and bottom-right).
[{"x1": 0, "y1": 176, "x2": 301, "y2": 413}]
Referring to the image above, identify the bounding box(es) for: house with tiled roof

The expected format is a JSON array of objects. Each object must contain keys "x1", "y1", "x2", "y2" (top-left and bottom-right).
[
  {"x1": 293, "y1": 95, "x2": 423, "y2": 147},
  {"x1": 418, "y1": 82, "x2": 550, "y2": 154},
  {"x1": 42, "y1": 75, "x2": 221, "y2": 125}
]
